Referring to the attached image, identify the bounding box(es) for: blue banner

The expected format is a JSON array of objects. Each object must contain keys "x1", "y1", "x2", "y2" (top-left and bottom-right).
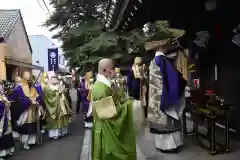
[{"x1": 48, "y1": 48, "x2": 59, "y2": 71}]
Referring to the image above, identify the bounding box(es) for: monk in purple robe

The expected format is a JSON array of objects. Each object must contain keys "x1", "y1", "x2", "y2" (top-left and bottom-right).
[
  {"x1": 79, "y1": 71, "x2": 94, "y2": 128},
  {"x1": 34, "y1": 73, "x2": 47, "y2": 133},
  {"x1": 0, "y1": 80, "x2": 14, "y2": 159},
  {"x1": 9, "y1": 71, "x2": 42, "y2": 150},
  {"x1": 34, "y1": 74, "x2": 45, "y2": 107},
  {"x1": 11, "y1": 76, "x2": 22, "y2": 139}
]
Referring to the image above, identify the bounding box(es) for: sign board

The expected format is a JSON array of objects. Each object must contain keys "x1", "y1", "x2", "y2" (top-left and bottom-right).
[{"x1": 48, "y1": 48, "x2": 59, "y2": 71}]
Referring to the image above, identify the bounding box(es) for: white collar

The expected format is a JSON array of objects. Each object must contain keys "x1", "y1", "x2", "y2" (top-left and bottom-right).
[
  {"x1": 155, "y1": 51, "x2": 164, "y2": 57},
  {"x1": 49, "y1": 84, "x2": 59, "y2": 90},
  {"x1": 96, "y1": 74, "x2": 111, "y2": 88}
]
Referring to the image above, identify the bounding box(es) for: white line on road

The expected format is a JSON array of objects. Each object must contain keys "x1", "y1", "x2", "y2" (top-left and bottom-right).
[{"x1": 80, "y1": 129, "x2": 91, "y2": 160}]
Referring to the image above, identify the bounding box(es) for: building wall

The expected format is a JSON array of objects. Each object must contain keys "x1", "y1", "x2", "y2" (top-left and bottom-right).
[
  {"x1": 29, "y1": 35, "x2": 52, "y2": 75},
  {"x1": 193, "y1": 1, "x2": 240, "y2": 134},
  {"x1": 199, "y1": 50, "x2": 240, "y2": 133},
  {"x1": 0, "y1": 43, "x2": 10, "y2": 80},
  {"x1": 5, "y1": 16, "x2": 32, "y2": 63},
  {"x1": 0, "y1": 43, "x2": 31, "y2": 81},
  {"x1": 0, "y1": 16, "x2": 32, "y2": 81}
]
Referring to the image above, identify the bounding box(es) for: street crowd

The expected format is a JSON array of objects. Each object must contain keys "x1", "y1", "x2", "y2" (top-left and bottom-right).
[
  {"x1": 0, "y1": 38, "x2": 187, "y2": 160},
  {"x1": 0, "y1": 71, "x2": 73, "y2": 160}
]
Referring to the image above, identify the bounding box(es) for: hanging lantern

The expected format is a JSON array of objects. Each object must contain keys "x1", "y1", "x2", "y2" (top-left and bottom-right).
[
  {"x1": 205, "y1": 0, "x2": 217, "y2": 11},
  {"x1": 232, "y1": 24, "x2": 240, "y2": 47}
]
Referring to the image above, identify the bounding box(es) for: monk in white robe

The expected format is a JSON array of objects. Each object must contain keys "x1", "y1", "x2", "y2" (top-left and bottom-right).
[
  {"x1": 147, "y1": 40, "x2": 186, "y2": 152},
  {"x1": 43, "y1": 71, "x2": 72, "y2": 139}
]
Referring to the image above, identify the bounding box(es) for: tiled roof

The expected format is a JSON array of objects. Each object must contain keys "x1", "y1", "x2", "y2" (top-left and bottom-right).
[{"x1": 0, "y1": 9, "x2": 20, "y2": 39}]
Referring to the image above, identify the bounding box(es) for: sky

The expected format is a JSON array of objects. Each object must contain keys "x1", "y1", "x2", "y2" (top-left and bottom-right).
[{"x1": 1, "y1": 0, "x2": 61, "y2": 46}]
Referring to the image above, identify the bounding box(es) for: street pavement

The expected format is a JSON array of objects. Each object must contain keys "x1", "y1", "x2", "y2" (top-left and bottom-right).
[
  {"x1": 8, "y1": 114, "x2": 240, "y2": 160},
  {"x1": 9, "y1": 114, "x2": 85, "y2": 160},
  {"x1": 137, "y1": 128, "x2": 240, "y2": 160},
  {"x1": 80, "y1": 127, "x2": 240, "y2": 160}
]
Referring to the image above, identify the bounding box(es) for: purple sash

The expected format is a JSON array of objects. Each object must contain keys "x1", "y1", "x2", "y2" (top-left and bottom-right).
[
  {"x1": 80, "y1": 79, "x2": 90, "y2": 113},
  {"x1": 0, "y1": 102, "x2": 8, "y2": 136}
]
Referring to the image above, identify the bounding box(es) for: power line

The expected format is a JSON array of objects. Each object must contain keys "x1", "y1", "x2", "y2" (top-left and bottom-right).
[
  {"x1": 36, "y1": 0, "x2": 48, "y2": 18},
  {"x1": 42, "y1": 0, "x2": 51, "y2": 16}
]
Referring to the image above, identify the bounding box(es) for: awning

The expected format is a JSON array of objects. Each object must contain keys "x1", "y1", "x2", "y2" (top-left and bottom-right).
[{"x1": 5, "y1": 58, "x2": 44, "y2": 71}]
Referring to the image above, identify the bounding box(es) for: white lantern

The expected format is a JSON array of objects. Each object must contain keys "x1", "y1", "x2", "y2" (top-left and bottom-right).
[{"x1": 205, "y1": 0, "x2": 217, "y2": 11}]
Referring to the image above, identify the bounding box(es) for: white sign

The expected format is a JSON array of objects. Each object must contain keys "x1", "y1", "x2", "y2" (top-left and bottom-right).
[{"x1": 50, "y1": 52, "x2": 57, "y2": 58}]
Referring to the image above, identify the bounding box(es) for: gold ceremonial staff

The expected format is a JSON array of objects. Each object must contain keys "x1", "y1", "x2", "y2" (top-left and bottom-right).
[
  {"x1": 33, "y1": 71, "x2": 43, "y2": 145},
  {"x1": 133, "y1": 57, "x2": 147, "y2": 107}
]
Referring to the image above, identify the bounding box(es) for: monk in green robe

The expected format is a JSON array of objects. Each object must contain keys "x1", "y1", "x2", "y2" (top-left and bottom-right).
[
  {"x1": 43, "y1": 71, "x2": 72, "y2": 139},
  {"x1": 91, "y1": 59, "x2": 136, "y2": 160}
]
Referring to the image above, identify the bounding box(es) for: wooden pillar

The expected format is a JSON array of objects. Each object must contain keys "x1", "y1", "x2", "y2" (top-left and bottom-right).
[
  {"x1": 0, "y1": 43, "x2": 7, "y2": 81},
  {"x1": 0, "y1": 60, "x2": 6, "y2": 80},
  {"x1": 12, "y1": 67, "x2": 19, "y2": 80}
]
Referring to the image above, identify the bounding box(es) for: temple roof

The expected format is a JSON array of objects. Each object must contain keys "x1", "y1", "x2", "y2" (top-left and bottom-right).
[
  {"x1": 0, "y1": 9, "x2": 20, "y2": 39},
  {"x1": 0, "y1": 9, "x2": 32, "y2": 53},
  {"x1": 105, "y1": 0, "x2": 206, "y2": 38}
]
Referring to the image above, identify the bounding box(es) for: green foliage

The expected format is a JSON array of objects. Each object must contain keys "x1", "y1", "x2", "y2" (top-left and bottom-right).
[
  {"x1": 46, "y1": 0, "x2": 107, "y2": 38},
  {"x1": 148, "y1": 21, "x2": 185, "y2": 41},
  {"x1": 46, "y1": 1, "x2": 185, "y2": 71},
  {"x1": 60, "y1": 21, "x2": 125, "y2": 67}
]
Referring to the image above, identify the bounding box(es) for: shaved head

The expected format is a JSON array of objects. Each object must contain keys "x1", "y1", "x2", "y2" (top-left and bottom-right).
[
  {"x1": 23, "y1": 71, "x2": 30, "y2": 80},
  {"x1": 15, "y1": 76, "x2": 22, "y2": 83},
  {"x1": 98, "y1": 58, "x2": 114, "y2": 78},
  {"x1": 98, "y1": 58, "x2": 113, "y2": 73}
]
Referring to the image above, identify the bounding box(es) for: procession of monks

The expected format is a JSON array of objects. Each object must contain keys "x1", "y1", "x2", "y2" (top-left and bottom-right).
[
  {"x1": 0, "y1": 71, "x2": 72, "y2": 160},
  {"x1": 0, "y1": 37, "x2": 187, "y2": 160}
]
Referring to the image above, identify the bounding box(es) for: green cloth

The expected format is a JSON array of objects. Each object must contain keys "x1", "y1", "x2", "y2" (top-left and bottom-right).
[
  {"x1": 91, "y1": 81, "x2": 136, "y2": 160},
  {"x1": 43, "y1": 87, "x2": 71, "y2": 130},
  {"x1": 112, "y1": 85, "x2": 126, "y2": 102}
]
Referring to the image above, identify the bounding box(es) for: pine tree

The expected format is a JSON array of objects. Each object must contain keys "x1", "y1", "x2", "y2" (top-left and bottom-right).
[{"x1": 46, "y1": 1, "x2": 185, "y2": 74}]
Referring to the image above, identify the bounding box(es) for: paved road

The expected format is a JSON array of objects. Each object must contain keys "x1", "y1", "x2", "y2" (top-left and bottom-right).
[
  {"x1": 9, "y1": 114, "x2": 85, "y2": 160},
  {"x1": 8, "y1": 115, "x2": 240, "y2": 160},
  {"x1": 80, "y1": 127, "x2": 240, "y2": 160}
]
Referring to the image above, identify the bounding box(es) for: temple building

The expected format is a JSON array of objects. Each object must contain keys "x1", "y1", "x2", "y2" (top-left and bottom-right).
[
  {"x1": 0, "y1": 9, "x2": 43, "y2": 81},
  {"x1": 105, "y1": 0, "x2": 240, "y2": 135}
]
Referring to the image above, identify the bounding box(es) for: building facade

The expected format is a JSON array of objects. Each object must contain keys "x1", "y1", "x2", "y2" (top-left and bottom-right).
[
  {"x1": 29, "y1": 35, "x2": 69, "y2": 77},
  {"x1": 0, "y1": 9, "x2": 42, "y2": 81}
]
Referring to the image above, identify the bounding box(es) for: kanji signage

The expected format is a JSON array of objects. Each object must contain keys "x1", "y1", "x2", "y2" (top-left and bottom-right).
[{"x1": 48, "y1": 48, "x2": 59, "y2": 71}]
